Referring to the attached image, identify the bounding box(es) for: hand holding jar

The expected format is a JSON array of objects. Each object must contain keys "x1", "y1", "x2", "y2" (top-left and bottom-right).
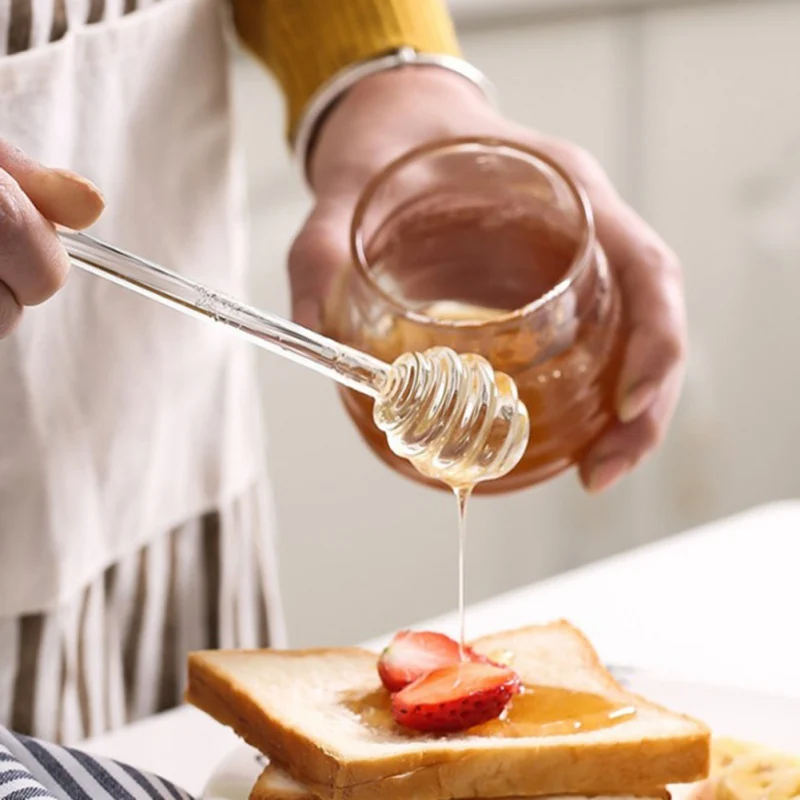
[{"x1": 289, "y1": 67, "x2": 687, "y2": 495}]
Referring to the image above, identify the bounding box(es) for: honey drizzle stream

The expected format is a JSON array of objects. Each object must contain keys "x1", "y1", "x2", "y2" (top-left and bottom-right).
[{"x1": 455, "y1": 485, "x2": 473, "y2": 656}]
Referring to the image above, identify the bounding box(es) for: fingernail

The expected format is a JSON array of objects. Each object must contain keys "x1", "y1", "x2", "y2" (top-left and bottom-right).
[
  {"x1": 619, "y1": 380, "x2": 658, "y2": 424},
  {"x1": 0, "y1": 146, "x2": 105, "y2": 229},
  {"x1": 22, "y1": 168, "x2": 105, "y2": 231},
  {"x1": 38, "y1": 169, "x2": 105, "y2": 228},
  {"x1": 587, "y1": 456, "x2": 629, "y2": 494}
]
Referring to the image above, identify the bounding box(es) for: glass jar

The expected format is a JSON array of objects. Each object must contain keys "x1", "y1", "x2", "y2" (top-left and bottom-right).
[{"x1": 323, "y1": 138, "x2": 624, "y2": 494}]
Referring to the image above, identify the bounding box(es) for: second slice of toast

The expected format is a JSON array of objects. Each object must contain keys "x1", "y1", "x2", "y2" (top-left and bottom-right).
[
  {"x1": 250, "y1": 759, "x2": 673, "y2": 800},
  {"x1": 187, "y1": 621, "x2": 710, "y2": 800}
]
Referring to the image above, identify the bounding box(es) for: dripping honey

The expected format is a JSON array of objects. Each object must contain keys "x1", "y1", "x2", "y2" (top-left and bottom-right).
[{"x1": 346, "y1": 683, "x2": 636, "y2": 739}]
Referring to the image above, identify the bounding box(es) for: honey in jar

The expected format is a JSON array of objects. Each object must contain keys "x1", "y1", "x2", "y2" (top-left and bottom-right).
[{"x1": 325, "y1": 138, "x2": 624, "y2": 493}]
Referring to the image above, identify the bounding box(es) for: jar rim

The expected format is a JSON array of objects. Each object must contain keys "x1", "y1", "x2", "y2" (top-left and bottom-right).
[{"x1": 349, "y1": 136, "x2": 597, "y2": 329}]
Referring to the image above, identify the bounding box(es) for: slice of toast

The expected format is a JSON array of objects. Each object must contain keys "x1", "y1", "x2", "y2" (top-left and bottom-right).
[
  {"x1": 251, "y1": 763, "x2": 310, "y2": 800},
  {"x1": 250, "y1": 760, "x2": 673, "y2": 800},
  {"x1": 187, "y1": 621, "x2": 709, "y2": 800}
]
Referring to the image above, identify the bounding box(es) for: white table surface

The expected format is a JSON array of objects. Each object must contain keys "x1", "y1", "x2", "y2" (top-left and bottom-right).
[{"x1": 83, "y1": 500, "x2": 800, "y2": 797}]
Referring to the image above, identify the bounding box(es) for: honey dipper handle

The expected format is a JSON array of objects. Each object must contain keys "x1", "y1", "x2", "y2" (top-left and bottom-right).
[{"x1": 59, "y1": 230, "x2": 391, "y2": 398}]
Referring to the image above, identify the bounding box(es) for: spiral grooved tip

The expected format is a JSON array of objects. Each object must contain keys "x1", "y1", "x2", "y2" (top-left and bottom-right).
[{"x1": 373, "y1": 347, "x2": 530, "y2": 489}]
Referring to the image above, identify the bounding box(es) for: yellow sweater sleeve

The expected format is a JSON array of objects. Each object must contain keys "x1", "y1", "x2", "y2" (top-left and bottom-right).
[{"x1": 231, "y1": 0, "x2": 461, "y2": 140}]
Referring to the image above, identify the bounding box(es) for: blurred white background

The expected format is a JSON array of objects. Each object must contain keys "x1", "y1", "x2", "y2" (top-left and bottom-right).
[{"x1": 232, "y1": 0, "x2": 800, "y2": 648}]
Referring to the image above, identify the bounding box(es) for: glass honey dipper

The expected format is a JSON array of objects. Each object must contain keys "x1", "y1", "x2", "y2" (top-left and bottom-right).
[{"x1": 60, "y1": 231, "x2": 530, "y2": 489}]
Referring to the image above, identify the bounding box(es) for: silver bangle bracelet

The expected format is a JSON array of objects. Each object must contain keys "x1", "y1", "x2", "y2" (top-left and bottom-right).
[{"x1": 292, "y1": 46, "x2": 497, "y2": 187}]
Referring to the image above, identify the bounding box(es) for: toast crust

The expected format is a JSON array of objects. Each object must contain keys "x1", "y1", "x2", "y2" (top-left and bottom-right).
[
  {"x1": 249, "y1": 762, "x2": 675, "y2": 800},
  {"x1": 260, "y1": 743, "x2": 708, "y2": 800},
  {"x1": 187, "y1": 621, "x2": 710, "y2": 800}
]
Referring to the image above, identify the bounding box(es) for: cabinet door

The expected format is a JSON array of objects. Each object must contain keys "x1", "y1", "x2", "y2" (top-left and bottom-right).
[
  {"x1": 460, "y1": 14, "x2": 635, "y2": 196},
  {"x1": 638, "y1": 1, "x2": 800, "y2": 528}
]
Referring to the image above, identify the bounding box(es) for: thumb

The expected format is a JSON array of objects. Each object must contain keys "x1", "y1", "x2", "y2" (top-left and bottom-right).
[
  {"x1": 288, "y1": 199, "x2": 353, "y2": 331},
  {"x1": 0, "y1": 140, "x2": 104, "y2": 230}
]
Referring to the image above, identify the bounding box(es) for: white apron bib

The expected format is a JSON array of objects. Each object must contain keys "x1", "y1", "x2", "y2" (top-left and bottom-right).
[
  {"x1": 0, "y1": 0, "x2": 286, "y2": 740},
  {"x1": 0, "y1": 0, "x2": 266, "y2": 617}
]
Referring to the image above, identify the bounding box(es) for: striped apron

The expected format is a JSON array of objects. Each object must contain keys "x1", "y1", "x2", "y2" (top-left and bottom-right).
[
  {"x1": 0, "y1": 724, "x2": 194, "y2": 798},
  {"x1": 0, "y1": 0, "x2": 285, "y2": 743}
]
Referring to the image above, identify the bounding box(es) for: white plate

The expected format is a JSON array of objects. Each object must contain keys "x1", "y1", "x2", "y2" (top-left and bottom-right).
[{"x1": 201, "y1": 670, "x2": 800, "y2": 800}]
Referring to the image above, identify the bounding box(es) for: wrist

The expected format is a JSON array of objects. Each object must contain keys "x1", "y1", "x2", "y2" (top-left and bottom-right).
[
  {"x1": 350, "y1": 64, "x2": 493, "y2": 109},
  {"x1": 296, "y1": 51, "x2": 496, "y2": 186},
  {"x1": 238, "y1": 0, "x2": 461, "y2": 140}
]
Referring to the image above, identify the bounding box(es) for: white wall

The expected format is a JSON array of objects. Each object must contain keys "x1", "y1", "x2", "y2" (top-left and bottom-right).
[{"x1": 232, "y1": 0, "x2": 800, "y2": 648}]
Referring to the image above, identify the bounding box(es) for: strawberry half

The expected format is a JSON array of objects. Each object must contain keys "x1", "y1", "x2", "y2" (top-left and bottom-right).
[
  {"x1": 378, "y1": 631, "x2": 475, "y2": 692},
  {"x1": 391, "y1": 661, "x2": 521, "y2": 733}
]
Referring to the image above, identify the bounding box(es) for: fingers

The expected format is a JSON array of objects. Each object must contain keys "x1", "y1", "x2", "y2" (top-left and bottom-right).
[
  {"x1": 594, "y1": 199, "x2": 687, "y2": 425},
  {"x1": 0, "y1": 140, "x2": 104, "y2": 230},
  {"x1": 576, "y1": 197, "x2": 687, "y2": 492},
  {"x1": 288, "y1": 196, "x2": 354, "y2": 330},
  {"x1": 579, "y1": 371, "x2": 683, "y2": 493},
  {"x1": 0, "y1": 168, "x2": 71, "y2": 308},
  {"x1": 541, "y1": 140, "x2": 687, "y2": 485},
  {"x1": 0, "y1": 143, "x2": 105, "y2": 338},
  {"x1": 0, "y1": 280, "x2": 22, "y2": 338}
]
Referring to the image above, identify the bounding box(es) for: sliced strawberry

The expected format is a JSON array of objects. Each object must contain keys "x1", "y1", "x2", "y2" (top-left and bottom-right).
[
  {"x1": 391, "y1": 661, "x2": 521, "y2": 733},
  {"x1": 378, "y1": 631, "x2": 466, "y2": 692}
]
